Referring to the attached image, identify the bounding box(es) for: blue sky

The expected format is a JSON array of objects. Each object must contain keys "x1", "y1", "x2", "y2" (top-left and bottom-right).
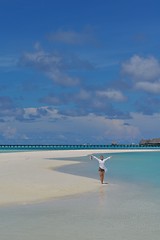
[{"x1": 0, "y1": 0, "x2": 160, "y2": 144}]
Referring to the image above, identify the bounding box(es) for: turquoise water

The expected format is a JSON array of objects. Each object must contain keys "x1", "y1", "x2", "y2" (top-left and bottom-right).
[
  {"x1": 58, "y1": 151, "x2": 160, "y2": 188},
  {"x1": 109, "y1": 152, "x2": 160, "y2": 187},
  {"x1": 0, "y1": 151, "x2": 160, "y2": 240}
]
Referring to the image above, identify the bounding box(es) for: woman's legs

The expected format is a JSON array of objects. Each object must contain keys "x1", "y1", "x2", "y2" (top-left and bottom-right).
[{"x1": 99, "y1": 171, "x2": 105, "y2": 184}]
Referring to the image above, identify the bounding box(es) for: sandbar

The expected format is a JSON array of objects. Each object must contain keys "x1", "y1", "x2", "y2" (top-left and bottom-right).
[{"x1": 0, "y1": 149, "x2": 159, "y2": 206}]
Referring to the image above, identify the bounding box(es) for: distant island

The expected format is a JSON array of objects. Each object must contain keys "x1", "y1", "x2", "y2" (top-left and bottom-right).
[{"x1": 139, "y1": 138, "x2": 160, "y2": 146}]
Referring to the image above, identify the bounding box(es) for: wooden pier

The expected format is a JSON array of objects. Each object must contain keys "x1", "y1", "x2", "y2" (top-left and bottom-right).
[{"x1": 0, "y1": 144, "x2": 159, "y2": 151}]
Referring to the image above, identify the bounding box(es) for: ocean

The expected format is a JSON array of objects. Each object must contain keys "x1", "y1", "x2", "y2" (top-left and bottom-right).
[{"x1": 0, "y1": 150, "x2": 160, "y2": 240}]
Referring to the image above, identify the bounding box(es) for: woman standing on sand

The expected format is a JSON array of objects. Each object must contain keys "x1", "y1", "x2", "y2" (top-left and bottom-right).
[{"x1": 90, "y1": 155, "x2": 112, "y2": 184}]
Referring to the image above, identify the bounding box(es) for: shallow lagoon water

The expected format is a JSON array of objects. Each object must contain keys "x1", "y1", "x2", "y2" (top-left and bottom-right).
[{"x1": 0, "y1": 151, "x2": 160, "y2": 240}]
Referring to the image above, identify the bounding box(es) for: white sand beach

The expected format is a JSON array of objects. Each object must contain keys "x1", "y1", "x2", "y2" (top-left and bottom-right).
[
  {"x1": 0, "y1": 149, "x2": 160, "y2": 240},
  {"x1": 0, "y1": 149, "x2": 159, "y2": 206}
]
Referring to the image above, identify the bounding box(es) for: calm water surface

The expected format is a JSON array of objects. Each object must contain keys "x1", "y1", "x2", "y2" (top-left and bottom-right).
[{"x1": 0, "y1": 151, "x2": 160, "y2": 240}]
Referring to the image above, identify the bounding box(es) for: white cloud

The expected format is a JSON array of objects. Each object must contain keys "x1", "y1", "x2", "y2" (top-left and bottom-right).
[
  {"x1": 122, "y1": 55, "x2": 160, "y2": 94},
  {"x1": 0, "y1": 105, "x2": 60, "y2": 123},
  {"x1": 20, "y1": 48, "x2": 95, "y2": 86},
  {"x1": 96, "y1": 89, "x2": 126, "y2": 101},
  {"x1": 67, "y1": 114, "x2": 140, "y2": 143},
  {"x1": 104, "y1": 119, "x2": 140, "y2": 142},
  {"x1": 48, "y1": 70, "x2": 79, "y2": 86},
  {"x1": 1, "y1": 105, "x2": 160, "y2": 144},
  {"x1": 122, "y1": 55, "x2": 160, "y2": 81},
  {"x1": 129, "y1": 112, "x2": 160, "y2": 139},
  {"x1": 135, "y1": 81, "x2": 160, "y2": 93},
  {"x1": 23, "y1": 106, "x2": 59, "y2": 120}
]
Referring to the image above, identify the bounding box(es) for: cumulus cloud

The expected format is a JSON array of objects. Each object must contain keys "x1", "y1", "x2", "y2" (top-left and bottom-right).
[
  {"x1": 104, "y1": 119, "x2": 140, "y2": 142},
  {"x1": 40, "y1": 88, "x2": 129, "y2": 119},
  {"x1": 122, "y1": 55, "x2": 160, "y2": 81},
  {"x1": 122, "y1": 55, "x2": 160, "y2": 94},
  {"x1": 135, "y1": 81, "x2": 160, "y2": 93},
  {"x1": 17, "y1": 106, "x2": 60, "y2": 122},
  {"x1": 130, "y1": 112, "x2": 160, "y2": 139},
  {"x1": 1, "y1": 107, "x2": 159, "y2": 144},
  {"x1": 20, "y1": 49, "x2": 94, "y2": 86},
  {"x1": 0, "y1": 101, "x2": 60, "y2": 123},
  {"x1": 20, "y1": 50, "x2": 79, "y2": 86},
  {"x1": 96, "y1": 89, "x2": 126, "y2": 101},
  {"x1": 62, "y1": 114, "x2": 140, "y2": 143}
]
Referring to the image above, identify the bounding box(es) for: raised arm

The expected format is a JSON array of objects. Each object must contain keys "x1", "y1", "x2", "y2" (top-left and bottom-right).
[
  {"x1": 90, "y1": 155, "x2": 100, "y2": 161},
  {"x1": 103, "y1": 156, "x2": 112, "y2": 162}
]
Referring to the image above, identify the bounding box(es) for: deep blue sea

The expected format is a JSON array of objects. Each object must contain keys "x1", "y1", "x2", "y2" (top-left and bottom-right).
[{"x1": 0, "y1": 149, "x2": 160, "y2": 240}]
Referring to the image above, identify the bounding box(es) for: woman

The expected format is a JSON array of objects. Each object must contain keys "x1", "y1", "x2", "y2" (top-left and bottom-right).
[{"x1": 90, "y1": 155, "x2": 112, "y2": 184}]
